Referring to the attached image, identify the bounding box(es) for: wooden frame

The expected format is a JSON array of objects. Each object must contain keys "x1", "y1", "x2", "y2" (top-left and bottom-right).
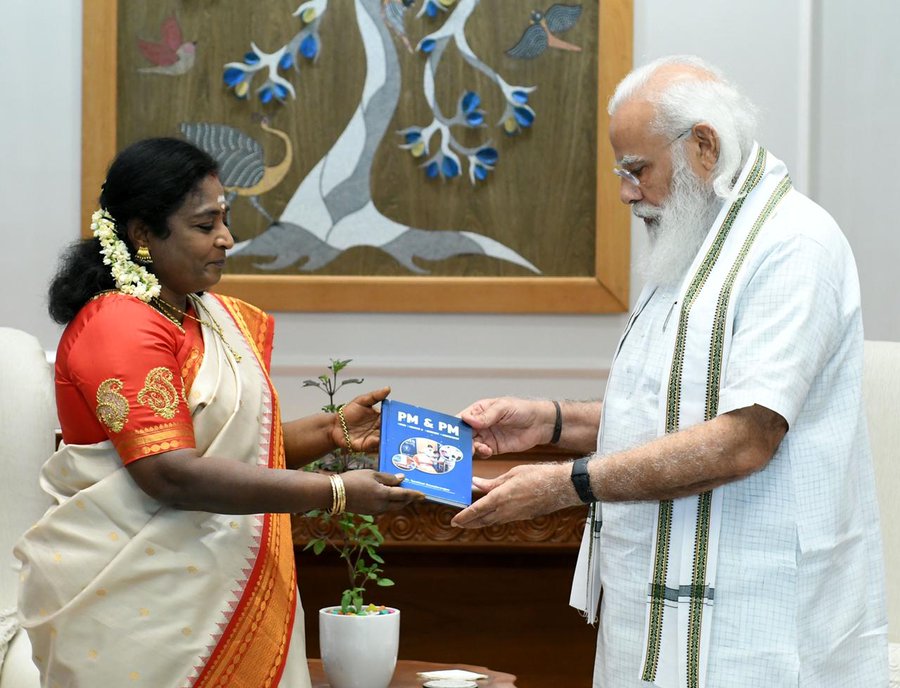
[{"x1": 82, "y1": 0, "x2": 633, "y2": 314}]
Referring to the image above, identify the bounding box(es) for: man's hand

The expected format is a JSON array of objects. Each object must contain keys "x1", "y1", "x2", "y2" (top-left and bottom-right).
[
  {"x1": 459, "y1": 397, "x2": 555, "y2": 458},
  {"x1": 450, "y1": 463, "x2": 579, "y2": 528}
]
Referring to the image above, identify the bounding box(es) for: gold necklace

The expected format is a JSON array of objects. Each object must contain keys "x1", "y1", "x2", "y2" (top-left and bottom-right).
[{"x1": 151, "y1": 296, "x2": 243, "y2": 363}]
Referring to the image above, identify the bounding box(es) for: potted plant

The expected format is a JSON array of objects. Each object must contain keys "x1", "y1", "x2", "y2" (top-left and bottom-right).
[{"x1": 302, "y1": 359, "x2": 400, "y2": 688}]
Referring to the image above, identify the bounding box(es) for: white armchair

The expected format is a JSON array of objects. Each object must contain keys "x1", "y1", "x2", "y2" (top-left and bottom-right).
[
  {"x1": 864, "y1": 340, "x2": 900, "y2": 686},
  {"x1": 0, "y1": 328, "x2": 55, "y2": 688}
]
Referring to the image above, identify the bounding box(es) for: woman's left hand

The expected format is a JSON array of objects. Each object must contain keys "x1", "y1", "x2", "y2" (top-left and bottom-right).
[{"x1": 332, "y1": 386, "x2": 390, "y2": 453}]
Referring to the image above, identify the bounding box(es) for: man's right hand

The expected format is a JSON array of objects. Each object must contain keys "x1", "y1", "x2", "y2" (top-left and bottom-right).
[{"x1": 458, "y1": 397, "x2": 556, "y2": 458}]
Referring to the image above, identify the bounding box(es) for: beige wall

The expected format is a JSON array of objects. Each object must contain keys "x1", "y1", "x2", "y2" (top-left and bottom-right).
[{"x1": 1, "y1": 0, "x2": 895, "y2": 420}]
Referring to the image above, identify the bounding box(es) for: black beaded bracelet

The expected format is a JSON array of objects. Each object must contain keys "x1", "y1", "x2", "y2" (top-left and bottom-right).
[{"x1": 550, "y1": 400, "x2": 562, "y2": 444}]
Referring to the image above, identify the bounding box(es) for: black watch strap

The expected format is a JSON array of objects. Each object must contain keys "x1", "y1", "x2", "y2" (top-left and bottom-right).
[{"x1": 570, "y1": 457, "x2": 595, "y2": 504}]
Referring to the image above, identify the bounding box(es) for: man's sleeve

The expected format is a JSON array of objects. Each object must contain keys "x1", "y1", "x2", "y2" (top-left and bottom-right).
[{"x1": 717, "y1": 233, "x2": 847, "y2": 428}]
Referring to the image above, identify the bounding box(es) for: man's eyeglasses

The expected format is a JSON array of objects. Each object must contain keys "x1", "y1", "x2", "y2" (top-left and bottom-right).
[{"x1": 612, "y1": 126, "x2": 694, "y2": 188}]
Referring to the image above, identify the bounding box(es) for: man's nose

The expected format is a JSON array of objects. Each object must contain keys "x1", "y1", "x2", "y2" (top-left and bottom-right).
[{"x1": 619, "y1": 179, "x2": 642, "y2": 204}]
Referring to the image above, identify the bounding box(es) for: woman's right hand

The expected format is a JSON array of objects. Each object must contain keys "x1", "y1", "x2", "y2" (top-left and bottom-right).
[{"x1": 339, "y1": 470, "x2": 425, "y2": 514}]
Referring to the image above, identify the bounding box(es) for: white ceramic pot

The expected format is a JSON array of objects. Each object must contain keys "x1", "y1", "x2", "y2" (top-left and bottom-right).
[{"x1": 319, "y1": 606, "x2": 400, "y2": 688}]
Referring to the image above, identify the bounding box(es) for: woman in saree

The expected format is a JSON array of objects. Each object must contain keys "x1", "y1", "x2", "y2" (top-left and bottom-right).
[{"x1": 14, "y1": 138, "x2": 422, "y2": 688}]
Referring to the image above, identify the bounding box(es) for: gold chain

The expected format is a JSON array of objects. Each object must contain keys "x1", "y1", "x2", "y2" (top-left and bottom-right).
[
  {"x1": 337, "y1": 405, "x2": 354, "y2": 452},
  {"x1": 151, "y1": 296, "x2": 242, "y2": 363}
]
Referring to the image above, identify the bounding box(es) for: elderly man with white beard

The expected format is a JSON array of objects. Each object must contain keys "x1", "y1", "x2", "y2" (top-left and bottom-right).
[{"x1": 451, "y1": 56, "x2": 888, "y2": 688}]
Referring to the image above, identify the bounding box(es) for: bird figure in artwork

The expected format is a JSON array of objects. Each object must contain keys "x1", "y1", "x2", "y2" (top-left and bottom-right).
[
  {"x1": 180, "y1": 118, "x2": 293, "y2": 225},
  {"x1": 382, "y1": 0, "x2": 416, "y2": 54},
  {"x1": 137, "y1": 15, "x2": 196, "y2": 76},
  {"x1": 505, "y1": 4, "x2": 583, "y2": 60}
]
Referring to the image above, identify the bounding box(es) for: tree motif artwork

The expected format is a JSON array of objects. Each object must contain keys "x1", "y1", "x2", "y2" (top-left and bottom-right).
[
  {"x1": 91, "y1": 0, "x2": 632, "y2": 312},
  {"x1": 213, "y1": 0, "x2": 570, "y2": 275}
]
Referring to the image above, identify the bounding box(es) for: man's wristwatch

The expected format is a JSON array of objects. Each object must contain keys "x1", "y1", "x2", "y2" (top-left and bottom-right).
[{"x1": 570, "y1": 457, "x2": 595, "y2": 504}]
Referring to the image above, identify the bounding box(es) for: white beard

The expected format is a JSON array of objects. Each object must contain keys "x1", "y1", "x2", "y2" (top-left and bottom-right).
[{"x1": 632, "y1": 152, "x2": 723, "y2": 287}]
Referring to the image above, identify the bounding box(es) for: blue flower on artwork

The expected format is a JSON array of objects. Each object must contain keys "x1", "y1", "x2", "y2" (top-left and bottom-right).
[
  {"x1": 244, "y1": 52, "x2": 260, "y2": 66},
  {"x1": 422, "y1": 152, "x2": 462, "y2": 181},
  {"x1": 224, "y1": 67, "x2": 247, "y2": 87},
  {"x1": 424, "y1": 1, "x2": 440, "y2": 18},
  {"x1": 476, "y1": 147, "x2": 499, "y2": 166},
  {"x1": 459, "y1": 91, "x2": 485, "y2": 127},
  {"x1": 441, "y1": 156, "x2": 460, "y2": 178},
  {"x1": 300, "y1": 34, "x2": 319, "y2": 60},
  {"x1": 259, "y1": 81, "x2": 290, "y2": 104},
  {"x1": 397, "y1": 127, "x2": 428, "y2": 159},
  {"x1": 224, "y1": 66, "x2": 252, "y2": 98},
  {"x1": 511, "y1": 90, "x2": 530, "y2": 105},
  {"x1": 419, "y1": 38, "x2": 437, "y2": 54},
  {"x1": 501, "y1": 103, "x2": 536, "y2": 136},
  {"x1": 279, "y1": 52, "x2": 294, "y2": 70},
  {"x1": 468, "y1": 146, "x2": 499, "y2": 184}
]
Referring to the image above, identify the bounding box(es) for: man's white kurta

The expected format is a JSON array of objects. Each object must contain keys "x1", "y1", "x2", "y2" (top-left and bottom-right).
[{"x1": 586, "y1": 153, "x2": 888, "y2": 686}]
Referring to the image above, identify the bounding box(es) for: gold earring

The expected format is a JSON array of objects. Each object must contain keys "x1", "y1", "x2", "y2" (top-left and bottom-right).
[{"x1": 135, "y1": 246, "x2": 153, "y2": 264}]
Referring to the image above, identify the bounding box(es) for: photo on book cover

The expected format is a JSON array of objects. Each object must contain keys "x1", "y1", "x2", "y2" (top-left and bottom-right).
[{"x1": 379, "y1": 399, "x2": 473, "y2": 508}]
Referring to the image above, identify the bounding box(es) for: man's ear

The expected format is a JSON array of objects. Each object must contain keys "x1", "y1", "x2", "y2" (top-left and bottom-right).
[
  {"x1": 691, "y1": 122, "x2": 720, "y2": 173},
  {"x1": 126, "y1": 218, "x2": 151, "y2": 251}
]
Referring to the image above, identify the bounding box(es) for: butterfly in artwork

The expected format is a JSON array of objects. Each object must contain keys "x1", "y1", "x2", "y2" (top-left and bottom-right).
[{"x1": 506, "y1": 4, "x2": 583, "y2": 60}]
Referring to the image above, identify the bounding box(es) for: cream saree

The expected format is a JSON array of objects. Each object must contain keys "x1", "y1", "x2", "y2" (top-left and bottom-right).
[{"x1": 15, "y1": 294, "x2": 311, "y2": 688}]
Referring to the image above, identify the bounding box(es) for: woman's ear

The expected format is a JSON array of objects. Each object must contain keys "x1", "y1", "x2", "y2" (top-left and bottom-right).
[
  {"x1": 691, "y1": 122, "x2": 720, "y2": 173},
  {"x1": 126, "y1": 218, "x2": 151, "y2": 251}
]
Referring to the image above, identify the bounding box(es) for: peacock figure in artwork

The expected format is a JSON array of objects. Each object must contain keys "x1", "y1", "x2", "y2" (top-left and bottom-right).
[{"x1": 180, "y1": 119, "x2": 293, "y2": 224}]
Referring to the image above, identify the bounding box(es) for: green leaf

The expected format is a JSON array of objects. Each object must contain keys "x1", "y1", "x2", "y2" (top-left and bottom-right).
[
  {"x1": 331, "y1": 359, "x2": 351, "y2": 373},
  {"x1": 377, "y1": 578, "x2": 395, "y2": 587},
  {"x1": 369, "y1": 551, "x2": 385, "y2": 564},
  {"x1": 312, "y1": 539, "x2": 326, "y2": 555},
  {"x1": 337, "y1": 378, "x2": 365, "y2": 388}
]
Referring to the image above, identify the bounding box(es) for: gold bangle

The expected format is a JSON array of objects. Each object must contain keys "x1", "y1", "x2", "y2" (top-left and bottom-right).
[
  {"x1": 328, "y1": 473, "x2": 338, "y2": 514},
  {"x1": 337, "y1": 474, "x2": 346, "y2": 515},
  {"x1": 337, "y1": 405, "x2": 353, "y2": 453},
  {"x1": 328, "y1": 474, "x2": 346, "y2": 516}
]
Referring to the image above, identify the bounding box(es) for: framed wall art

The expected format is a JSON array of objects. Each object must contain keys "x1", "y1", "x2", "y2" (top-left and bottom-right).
[{"x1": 82, "y1": 0, "x2": 633, "y2": 313}]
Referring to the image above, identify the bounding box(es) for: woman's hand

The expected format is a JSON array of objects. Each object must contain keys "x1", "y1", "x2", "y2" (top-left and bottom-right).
[
  {"x1": 331, "y1": 387, "x2": 391, "y2": 453},
  {"x1": 340, "y1": 470, "x2": 424, "y2": 514}
]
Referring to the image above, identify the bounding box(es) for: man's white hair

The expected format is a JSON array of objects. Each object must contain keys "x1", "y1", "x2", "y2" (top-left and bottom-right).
[{"x1": 609, "y1": 55, "x2": 759, "y2": 198}]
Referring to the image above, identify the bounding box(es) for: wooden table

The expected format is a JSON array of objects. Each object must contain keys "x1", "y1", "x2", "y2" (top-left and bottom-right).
[{"x1": 308, "y1": 659, "x2": 517, "y2": 687}]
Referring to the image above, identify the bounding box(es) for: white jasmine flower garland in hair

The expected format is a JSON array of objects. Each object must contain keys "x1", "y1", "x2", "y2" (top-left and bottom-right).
[{"x1": 91, "y1": 209, "x2": 160, "y2": 302}]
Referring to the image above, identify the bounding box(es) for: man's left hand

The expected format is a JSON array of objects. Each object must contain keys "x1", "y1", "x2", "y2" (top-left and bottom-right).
[{"x1": 451, "y1": 462, "x2": 579, "y2": 528}]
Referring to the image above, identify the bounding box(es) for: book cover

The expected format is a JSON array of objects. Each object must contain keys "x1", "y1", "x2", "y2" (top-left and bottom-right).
[{"x1": 379, "y1": 399, "x2": 473, "y2": 509}]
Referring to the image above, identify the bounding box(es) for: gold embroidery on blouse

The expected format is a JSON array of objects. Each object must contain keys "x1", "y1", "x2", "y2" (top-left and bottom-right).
[
  {"x1": 137, "y1": 367, "x2": 179, "y2": 420},
  {"x1": 96, "y1": 378, "x2": 129, "y2": 432}
]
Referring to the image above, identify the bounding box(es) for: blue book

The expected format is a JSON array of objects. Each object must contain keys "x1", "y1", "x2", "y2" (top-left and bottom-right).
[{"x1": 379, "y1": 399, "x2": 473, "y2": 509}]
